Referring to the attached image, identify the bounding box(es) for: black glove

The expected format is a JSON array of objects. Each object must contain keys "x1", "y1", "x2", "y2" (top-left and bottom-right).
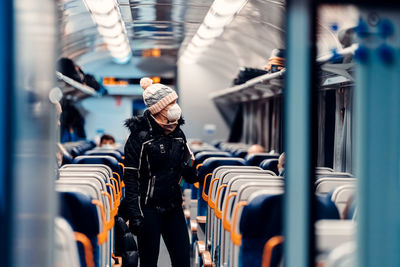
[{"x1": 129, "y1": 217, "x2": 144, "y2": 236}]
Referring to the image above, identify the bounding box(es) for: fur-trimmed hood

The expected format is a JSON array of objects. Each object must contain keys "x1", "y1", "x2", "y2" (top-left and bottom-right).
[{"x1": 124, "y1": 110, "x2": 185, "y2": 133}]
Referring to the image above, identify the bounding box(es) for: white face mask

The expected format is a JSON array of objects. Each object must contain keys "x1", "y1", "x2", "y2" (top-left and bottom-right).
[{"x1": 166, "y1": 103, "x2": 182, "y2": 121}]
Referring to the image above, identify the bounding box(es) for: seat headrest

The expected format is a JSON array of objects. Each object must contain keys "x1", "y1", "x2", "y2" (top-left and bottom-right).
[
  {"x1": 260, "y1": 159, "x2": 279, "y2": 175},
  {"x1": 240, "y1": 194, "x2": 283, "y2": 239},
  {"x1": 316, "y1": 194, "x2": 340, "y2": 220},
  {"x1": 245, "y1": 153, "x2": 279, "y2": 166},
  {"x1": 58, "y1": 191, "x2": 100, "y2": 238},
  {"x1": 73, "y1": 155, "x2": 121, "y2": 175},
  {"x1": 84, "y1": 150, "x2": 123, "y2": 162},
  {"x1": 195, "y1": 151, "x2": 231, "y2": 163},
  {"x1": 198, "y1": 157, "x2": 246, "y2": 179},
  {"x1": 233, "y1": 149, "x2": 248, "y2": 158}
]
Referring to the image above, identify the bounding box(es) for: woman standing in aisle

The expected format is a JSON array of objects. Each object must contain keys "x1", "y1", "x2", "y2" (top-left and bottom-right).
[{"x1": 124, "y1": 78, "x2": 197, "y2": 267}]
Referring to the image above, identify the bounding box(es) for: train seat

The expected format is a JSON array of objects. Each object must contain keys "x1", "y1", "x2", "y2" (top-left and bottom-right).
[
  {"x1": 61, "y1": 164, "x2": 114, "y2": 182},
  {"x1": 56, "y1": 177, "x2": 114, "y2": 266},
  {"x1": 54, "y1": 217, "x2": 81, "y2": 267},
  {"x1": 85, "y1": 149, "x2": 123, "y2": 162},
  {"x1": 330, "y1": 185, "x2": 356, "y2": 219},
  {"x1": 205, "y1": 167, "x2": 265, "y2": 259},
  {"x1": 232, "y1": 149, "x2": 248, "y2": 158},
  {"x1": 198, "y1": 157, "x2": 245, "y2": 216},
  {"x1": 207, "y1": 169, "x2": 274, "y2": 249},
  {"x1": 249, "y1": 194, "x2": 340, "y2": 267},
  {"x1": 316, "y1": 220, "x2": 355, "y2": 265},
  {"x1": 73, "y1": 155, "x2": 123, "y2": 186},
  {"x1": 244, "y1": 153, "x2": 279, "y2": 166},
  {"x1": 58, "y1": 191, "x2": 101, "y2": 267},
  {"x1": 227, "y1": 180, "x2": 284, "y2": 267},
  {"x1": 195, "y1": 151, "x2": 231, "y2": 165},
  {"x1": 316, "y1": 167, "x2": 334, "y2": 172},
  {"x1": 260, "y1": 158, "x2": 279, "y2": 175},
  {"x1": 316, "y1": 178, "x2": 356, "y2": 195},
  {"x1": 239, "y1": 193, "x2": 284, "y2": 267},
  {"x1": 325, "y1": 241, "x2": 356, "y2": 267},
  {"x1": 315, "y1": 172, "x2": 354, "y2": 179},
  {"x1": 64, "y1": 141, "x2": 97, "y2": 158}
]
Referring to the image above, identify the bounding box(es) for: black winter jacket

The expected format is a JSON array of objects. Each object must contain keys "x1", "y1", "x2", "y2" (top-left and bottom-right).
[{"x1": 124, "y1": 110, "x2": 198, "y2": 220}]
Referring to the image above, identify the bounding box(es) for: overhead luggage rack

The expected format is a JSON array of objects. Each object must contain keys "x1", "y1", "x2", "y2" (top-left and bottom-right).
[
  {"x1": 56, "y1": 71, "x2": 99, "y2": 100},
  {"x1": 210, "y1": 43, "x2": 359, "y2": 102},
  {"x1": 209, "y1": 69, "x2": 286, "y2": 103}
]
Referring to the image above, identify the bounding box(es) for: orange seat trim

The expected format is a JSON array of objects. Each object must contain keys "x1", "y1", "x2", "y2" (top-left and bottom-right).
[
  {"x1": 215, "y1": 185, "x2": 227, "y2": 219},
  {"x1": 109, "y1": 178, "x2": 121, "y2": 205},
  {"x1": 196, "y1": 163, "x2": 203, "y2": 170},
  {"x1": 101, "y1": 191, "x2": 116, "y2": 218},
  {"x1": 231, "y1": 201, "x2": 247, "y2": 246},
  {"x1": 106, "y1": 183, "x2": 118, "y2": 209},
  {"x1": 202, "y1": 173, "x2": 212, "y2": 202},
  {"x1": 91, "y1": 200, "x2": 111, "y2": 244},
  {"x1": 74, "y1": 232, "x2": 95, "y2": 267},
  {"x1": 208, "y1": 178, "x2": 220, "y2": 209},
  {"x1": 118, "y1": 163, "x2": 125, "y2": 175},
  {"x1": 262, "y1": 236, "x2": 284, "y2": 267},
  {"x1": 223, "y1": 193, "x2": 237, "y2": 231}
]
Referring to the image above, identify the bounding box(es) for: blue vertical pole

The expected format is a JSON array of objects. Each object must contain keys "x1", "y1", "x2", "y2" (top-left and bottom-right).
[
  {"x1": 355, "y1": 10, "x2": 400, "y2": 267},
  {"x1": 284, "y1": 0, "x2": 315, "y2": 266},
  {"x1": 0, "y1": 1, "x2": 13, "y2": 266}
]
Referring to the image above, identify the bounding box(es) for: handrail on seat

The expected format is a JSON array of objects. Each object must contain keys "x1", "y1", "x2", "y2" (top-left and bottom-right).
[
  {"x1": 262, "y1": 236, "x2": 284, "y2": 267},
  {"x1": 74, "y1": 232, "x2": 95, "y2": 267},
  {"x1": 106, "y1": 183, "x2": 118, "y2": 210},
  {"x1": 215, "y1": 185, "x2": 228, "y2": 219},
  {"x1": 231, "y1": 201, "x2": 248, "y2": 246},
  {"x1": 208, "y1": 178, "x2": 220, "y2": 209},
  {"x1": 223, "y1": 192, "x2": 237, "y2": 231},
  {"x1": 202, "y1": 173, "x2": 212, "y2": 201},
  {"x1": 91, "y1": 200, "x2": 112, "y2": 245}
]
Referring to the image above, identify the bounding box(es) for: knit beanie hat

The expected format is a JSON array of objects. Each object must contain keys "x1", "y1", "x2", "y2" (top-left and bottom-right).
[{"x1": 140, "y1": 77, "x2": 178, "y2": 115}]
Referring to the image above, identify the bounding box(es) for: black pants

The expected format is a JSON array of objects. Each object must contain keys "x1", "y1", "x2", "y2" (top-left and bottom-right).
[{"x1": 137, "y1": 206, "x2": 190, "y2": 267}]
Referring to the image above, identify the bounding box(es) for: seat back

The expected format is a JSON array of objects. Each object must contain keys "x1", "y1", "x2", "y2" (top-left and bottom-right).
[
  {"x1": 56, "y1": 179, "x2": 110, "y2": 266},
  {"x1": 73, "y1": 155, "x2": 122, "y2": 178},
  {"x1": 58, "y1": 191, "x2": 101, "y2": 267},
  {"x1": 209, "y1": 167, "x2": 263, "y2": 209},
  {"x1": 260, "y1": 159, "x2": 279, "y2": 175},
  {"x1": 325, "y1": 241, "x2": 356, "y2": 267},
  {"x1": 330, "y1": 185, "x2": 356, "y2": 219},
  {"x1": 316, "y1": 220, "x2": 355, "y2": 255},
  {"x1": 195, "y1": 151, "x2": 231, "y2": 164},
  {"x1": 54, "y1": 217, "x2": 81, "y2": 267},
  {"x1": 315, "y1": 172, "x2": 354, "y2": 179},
  {"x1": 230, "y1": 182, "x2": 283, "y2": 267},
  {"x1": 316, "y1": 167, "x2": 334, "y2": 172},
  {"x1": 85, "y1": 149, "x2": 123, "y2": 162},
  {"x1": 232, "y1": 149, "x2": 248, "y2": 158},
  {"x1": 316, "y1": 178, "x2": 356, "y2": 194},
  {"x1": 244, "y1": 153, "x2": 279, "y2": 166},
  {"x1": 239, "y1": 193, "x2": 284, "y2": 267},
  {"x1": 197, "y1": 157, "x2": 245, "y2": 216}
]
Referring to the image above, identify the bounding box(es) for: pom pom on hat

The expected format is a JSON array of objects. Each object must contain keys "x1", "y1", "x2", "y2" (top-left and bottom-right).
[{"x1": 140, "y1": 77, "x2": 153, "y2": 90}]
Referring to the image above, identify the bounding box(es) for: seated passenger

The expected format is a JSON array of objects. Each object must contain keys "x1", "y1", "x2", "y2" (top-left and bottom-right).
[
  {"x1": 247, "y1": 144, "x2": 265, "y2": 155},
  {"x1": 278, "y1": 152, "x2": 285, "y2": 176},
  {"x1": 124, "y1": 77, "x2": 197, "y2": 267},
  {"x1": 99, "y1": 134, "x2": 115, "y2": 148}
]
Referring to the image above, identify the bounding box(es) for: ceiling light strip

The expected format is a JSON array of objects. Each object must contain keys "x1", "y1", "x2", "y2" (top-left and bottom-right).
[
  {"x1": 83, "y1": 0, "x2": 132, "y2": 64},
  {"x1": 179, "y1": 0, "x2": 248, "y2": 63}
]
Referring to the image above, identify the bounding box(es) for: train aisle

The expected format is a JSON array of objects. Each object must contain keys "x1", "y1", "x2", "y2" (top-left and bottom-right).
[{"x1": 157, "y1": 239, "x2": 172, "y2": 267}]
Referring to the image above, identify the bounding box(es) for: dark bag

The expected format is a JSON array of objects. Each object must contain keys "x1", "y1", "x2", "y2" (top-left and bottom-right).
[{"x1": 114, "y1": 216, "x2": 139, "y2": 267}]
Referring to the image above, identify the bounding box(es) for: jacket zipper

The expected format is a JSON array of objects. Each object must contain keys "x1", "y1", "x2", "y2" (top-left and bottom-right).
[{"x1": 145, "y1": 153, "x2": 152, "y2": 204}]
